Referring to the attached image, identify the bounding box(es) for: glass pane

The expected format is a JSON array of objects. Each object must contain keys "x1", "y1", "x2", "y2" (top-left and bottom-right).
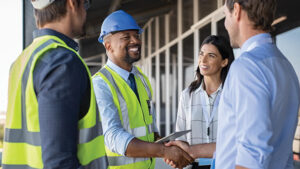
[
  {"x1": 151, "y1": 57, "x2": 156, "y2": 106},
  {"x1": 159, "y1": 52, "x2": 166, "y2": 136},
  {"x1": 183, "y1": 34, "x2": 194, "y2": 89},
  {"x1": 170, "y1": 3, "x2": 178, "y2": 41},
  {"x1": 170, "y1": 44, "x2": 178, "y2": 132},
  {"x1": 199, "y1": 23, "x2": 211, "y2": 45},
  {"x1": 198, "y1": 0, "x2": 217, "y2": 20},
  {"x1": 144, "y1": 28, "x2": 148, "y2": 57},
  {"x1": 159, "y1": 16, "x2": 166, "y2": 48},
  {"x1": 151, "y1": 21, "x2": 156, "y2": 54},
  {"x1": 182, "y1": 0, "x2": 194, "y2": 33}
]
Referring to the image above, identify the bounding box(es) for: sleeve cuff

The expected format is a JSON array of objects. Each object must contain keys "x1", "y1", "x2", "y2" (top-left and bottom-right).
[
  {"x1": 236, "y1": 143, "x2": 268, "y2": 169},
  {"x1": 122, "y1": 134, "x2": 135, "y2": 156}
]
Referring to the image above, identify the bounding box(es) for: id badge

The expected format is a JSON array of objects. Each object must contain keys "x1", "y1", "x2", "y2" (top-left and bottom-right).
[{"x1": 146, "y1": 100, "x2": 152, "y2": 115}]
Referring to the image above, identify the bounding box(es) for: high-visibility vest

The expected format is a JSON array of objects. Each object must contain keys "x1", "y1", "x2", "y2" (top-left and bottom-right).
[
  {"x1": 94, "y1": 65, "x2": 157, "y2": 169},
  {"x1": 2, "y1": 35, "x2": 108, "y2": 169}
]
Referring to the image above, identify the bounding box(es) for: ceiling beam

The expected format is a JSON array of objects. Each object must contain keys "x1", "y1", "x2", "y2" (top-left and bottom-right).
[
  {"x1": 108, "y1": 0, "x2": 122, "y2": 14},
  {"x1": 83, "y1": 54, "x2": 103, "y2": 62}
]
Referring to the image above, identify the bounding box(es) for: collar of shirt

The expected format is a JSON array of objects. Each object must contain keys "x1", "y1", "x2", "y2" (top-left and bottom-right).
[
  {"x1": 196, "y1": 82, "x2": 222, "y2": 98},
  {"x1": 240, "y1": 33, "x2": 271, "y2": 53},
  {"x1": 106, "y1": 59, "x2": 136, "y2": 83},
  {"x1": 33, "y1": 28, "x2": 79, "y2": 52}
]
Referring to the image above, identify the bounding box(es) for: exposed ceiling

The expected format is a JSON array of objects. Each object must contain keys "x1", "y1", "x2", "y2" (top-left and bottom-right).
[
  {"x1": 23, "y1": 0, "x2": 300, "y2": 68},
  {"x1": 84, "y1": 0, "x2": 175, "y2": 39},
  {"x1": 80, "y1": 0, "x2": 176, "y2": 61}
]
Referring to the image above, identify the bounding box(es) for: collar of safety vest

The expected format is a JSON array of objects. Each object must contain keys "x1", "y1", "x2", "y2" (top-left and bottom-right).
[
  {"x1": 106, "y1": 59, "x2": 138, "y2": 81},
  {"x1": 33, "y1": 28, "x2": 79, "y2": 51}
]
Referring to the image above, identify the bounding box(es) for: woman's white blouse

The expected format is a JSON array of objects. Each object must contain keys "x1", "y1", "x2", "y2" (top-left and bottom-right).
[{"x1": 176, "y1": 83, "x2": 222, "y2": 145}]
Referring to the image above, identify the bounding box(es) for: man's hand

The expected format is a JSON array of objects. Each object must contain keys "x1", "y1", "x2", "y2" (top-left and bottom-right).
[
  {"x1": 165, "y1": 141, "x2": 192, "y2": 157},
  {"x1": 166, "y1": 140, "x2": 216, "y2": 159},
  {"x1": 163, "y1": 144, "x2": 194, "y2": 168},
  {"x1": 163, "y1": 141, "x2": 193, "y2": 168}
]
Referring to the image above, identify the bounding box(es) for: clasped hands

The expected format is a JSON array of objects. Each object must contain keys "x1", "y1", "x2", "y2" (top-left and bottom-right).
[{"x1": 163, "y1": 140, "x2": 195, "y2": 169}]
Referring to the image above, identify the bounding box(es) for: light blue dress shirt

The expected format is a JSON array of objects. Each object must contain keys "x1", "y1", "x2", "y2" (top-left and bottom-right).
[
  {"x1": 216, "y1": 33, "x2": 300, "y2": 169},
  {"x1": 93, "y1": 59, "x2": 158, "y2": 156}
]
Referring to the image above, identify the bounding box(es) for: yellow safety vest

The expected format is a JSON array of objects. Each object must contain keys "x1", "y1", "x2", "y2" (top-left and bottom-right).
[
  {"x1": 93, "y1": 65, "x2": 157, "y2": 169},
  {"x1": 2, "y1": 35, "x2": 108, "y2": 169}
]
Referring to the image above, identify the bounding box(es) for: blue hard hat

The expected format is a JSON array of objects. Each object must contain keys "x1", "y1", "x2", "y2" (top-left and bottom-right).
[{"x1": 98, "y1": 10, "x2": 143, "y2": 43}]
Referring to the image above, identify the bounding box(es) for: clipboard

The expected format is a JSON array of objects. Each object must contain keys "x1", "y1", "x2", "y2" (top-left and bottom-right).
[{"x1": 155, "y1": 130, "x2": 191, "y2": 143}]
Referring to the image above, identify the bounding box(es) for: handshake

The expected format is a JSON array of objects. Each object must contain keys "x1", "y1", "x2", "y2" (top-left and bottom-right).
[
  {"x1": 162, "y1": 140, "x2": 195, "y2": 169},
  {"x1": 125, "y1": 133, "x2": 215, "y2": 168},
  {"x1": 161, "y1": 140, "x2": 216, "y2": 169}
]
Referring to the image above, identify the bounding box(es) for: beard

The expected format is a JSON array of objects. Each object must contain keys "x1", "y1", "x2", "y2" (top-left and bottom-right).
[{"x1": 123, "y1": 45, "x2": 141, "y2": 64}]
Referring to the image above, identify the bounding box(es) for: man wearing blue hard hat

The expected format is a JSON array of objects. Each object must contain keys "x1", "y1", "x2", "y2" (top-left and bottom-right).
[{"x1": 93, "y1": 10, "x2": 194, "y2": 169}]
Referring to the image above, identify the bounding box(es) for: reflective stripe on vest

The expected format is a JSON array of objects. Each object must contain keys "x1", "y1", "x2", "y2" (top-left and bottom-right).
[
  {"x1": 4, "y1": 109, "x2": 103, "y2": 146},
  {"x1": 108, "y1": 156, "x2": 149, "y2": 166},
  {"x1": 3, "y1": 36, "x2": 107, "y2": 169},
  {"x1": 134, "y1": 67, "x2": 152, "y2": 100},
  {"x1": 81, "y1": 156, "x2": 109, "y2": 169},
  {"x1": 1, "y1": 164, "x2": 38, "y2": 169},
  {"x1": 2, "y1": 156, "x2": 108, "y2": 169},
  {"x1": 79, "y1": 117, "x2": 103, "y2": 144}
]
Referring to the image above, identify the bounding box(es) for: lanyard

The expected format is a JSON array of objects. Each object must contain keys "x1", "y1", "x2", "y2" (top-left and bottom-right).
[
  {"x1": 200, "y1": 89, "x2": 221, "y2": 136},
  {"x1": 245, "y1": 37, "x2": 273, "y2": 52}
]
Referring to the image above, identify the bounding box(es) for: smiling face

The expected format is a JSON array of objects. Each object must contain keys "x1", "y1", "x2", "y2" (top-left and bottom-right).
[
  {"x1": 198, "y1": 44, "x2": 228, "y2": 78},
  {"x1": 107, "y1": 30, "x2": 141, "y2": 65}
]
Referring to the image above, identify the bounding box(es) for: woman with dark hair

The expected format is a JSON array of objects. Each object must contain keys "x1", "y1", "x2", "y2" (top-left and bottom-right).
[{"x1": 165, "y1": 35, "x2": 234, "y2": 169}]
